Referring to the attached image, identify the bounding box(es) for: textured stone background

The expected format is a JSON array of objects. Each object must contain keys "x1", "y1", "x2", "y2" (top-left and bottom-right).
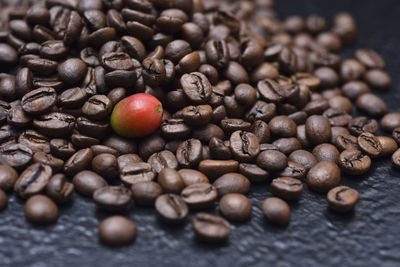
[{"x1": 1, "y1": 0, "x2": 400, "y2": 266}]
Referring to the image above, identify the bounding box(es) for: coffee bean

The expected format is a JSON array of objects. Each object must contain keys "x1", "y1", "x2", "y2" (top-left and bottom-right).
[
  {"x1": 155, "y1": 194, "x2": 189, "y2": 223},
  {"x1": 99, "y1": 216, "x2": 136, "y2": 246},
  {"x1": 306, "y1": 161, "x2": 341, "y2": 193},
  {"x1": 272, "y1": 138, "x2": 302, "y2": 155},
  {"x1": 377, "y1": 136, "x2": 398, "y2": 156},
  {"x1": 245, "y1": 101, "x2": 276, "y2": 122},
  {"x1": 73, "y1": 170, "x2": 107, "y2": 197},
  {"x1": 157, "y1": 168, "x2": 185, "y2": 194},
  {"x1": 180, "y1": 72, "x2": 212, "y2": 104},
  {"x1": 7, "y1": 104, "x2": 32, "y2": 128},
  {"x1": 0, "y1": 189, "x2": 7, "y2": 211},
  {"x1": 64, "y1": 148, "x2": 93, "y2": 176},
  {"x1": 381, "y1": 112, "x2": 400, "y2": 133},
  {"x1": 33, "y1": 112, "x2": 75, "y2": 138},
  {"x1": 251, "y1": 120, "x2": 270, "y2": 144},
  {"x1": 221, "y1": 119, "x2": 251, "y2": 136},
  {"x1": 219, "y1": 193, "x2": 252, "y2": 222},
  {"x1": 213, "y1": 173, "x2": 250, "y2": 196},
  {"x1": 342, "y1": 81, "x2": 370, "y2": 101},
  {"x1": 364, "y1": 69, "x2": 391, "y2": 90},
  {"x1": 91, "y1": 145, "x2": 119, "y2": 157},
  {"x1": 262, "y1": 197, "x2": 290, "y2": 226},
  {"x1": 257, "y1": 150, "x2": 287, "y2": 172},
  {"x1": 205, "y1": 40, "x2": 230, "y2": 68},
  {"x1": 198, "y1": 160, "x2": 239, "y2": 179},
  {"x1": 278, "y1": 161, "x2": 307, "y2": 180},
  {"x1": 348, "y1": 116, "x2": 379, "y2": 136},
  {"x1": 355, "y1": 49, "x2": 385, "y2": 69},
  {"x1": 103, "y1": 135, "x2": 137, "y2": 155},
  {"x1": 357, "y1": 132, "x2": 382, "y2": 158},
  {"x1": 181, "y1": 183, "x2": 217, "y2": 208},
  {"x1": 339, "y1": 149, "x2": 371, "y2": 175},
  {"x1": 182, "y1": 105, "x2": 212, "y2": 126},
  {"x1": 312, "y1": 144, "x2": 340, "y2": 163},
  {"x1": 356, "y1": 93, "x2": 387, "y2": 117},
  {"x1": 391, "y1": 149, "x2": 400, "y2": 169},
  {"x1": 178, "y1": 169, "x2": 209, "y2": 186},
  {"x1": 326, "y1": 186, "x2": 359, "y2": 213},
  {"x1": 92, "y1": 153, "x2": 118, "y2": 180},
  {"x1": 229, "y1": 130, "x2": 260, "y2": 162},
  {"x1": 161, "y1": 119, "x2": 191, "y2": 140},
  {"x1": 33, "y1": 152, "x2": 63, "y2": 173},
  {"x1": 82, "y1": 95, "x2": 112, "y2": 120},
  {"x1": 192, "y1": 213, "x2": 231, "y2": 242},
  {"x1": 239, "y1": 163, "x2": 269, "y2": 182},
  {"x1": 0, "y1": 43, "x2": 18, "y2": 66},
  {"x1": 340, "y1": 59, "x2": 366, "y2": 81},
  {"x1": 45, "y1": 173, "x2": 74, "y2": 204},
  {"x1": 323, "y1": 108, "x2": 352, "y2": 127},
  {"x1": 93, "y1": 186, "x2": 132, "y2": 211},
  {"x1": 18, "y1": 129, "x2": 50, "y2": 154},
  {"x1": 50, "y1": 138, "x2": 75, "y2": 160},
  {"x1": 0, "y1": 143, "x2": 32, "y2": 170},
  {"x1": 131, "y1": 181, "x2": 163, "y2": 206},
  {"x1": 305, "y1": 115, "x2": 331, "y2": 145},
  {"x1": 24, "y1": 195, "x2": 58, "y2": 225},
  {"x1": 270, "y1": 177, "x2": 303, "y2": 200},
  {"x1": 176, "y1": 139, "x2": 202, "y2": 168},
  {"x1": 0, "y1": 165, "x2": 18, "y2": 191},
  {"x1": 119, "y1": 160, "x2": 155, "y2": 185},
  {"x1": 147, "y1": 150, "x2": 178, "y2": 174}
]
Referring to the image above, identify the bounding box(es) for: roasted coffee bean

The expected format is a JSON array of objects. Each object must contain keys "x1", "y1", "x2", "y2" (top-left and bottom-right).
[
  {"x1": 269, "y1": 116, "x2": 297, "y2": 138},
  {"x1": 340, "y1": 59, "x2": 366, "y2": 81},
  {"x1": 155, "y1": 194, "x2": 189, "y2": 223},
  {"x1": 176, "y1": 139, "x2": 202, "y2": 168},
  {"x1": 257, "y1": 150, "x2": 287, "y2": 172},
  {"x1": 93, "y1": 186, "x2": 132, "y2": 211},
  {"x1": 18, "y1": 130, "x2": 50, "y2": 154},
  {"x1": 178, "y1": 169, "x2": 209, "y2": 186},
  {"x1": 76, "y1": 117, "x2": 109, "y2": 138},
  {"x1": 219, "y1": 193, "x2": 252, "y2": 222},
  {"x1": 356, "y1": 93, "x2": 387, "y2": 117},
  {"x1": 0, "y1": 43, "x2": 18, "y2": 66},
  {"x1": 391, "y1": 149, "x2": 400, "y2": 169},
  {"x1": 213, "y1": 173, "x2": 250, "y2": 196},
  {"x1": 288, "y1": 150, "x2": 317, "y2": 171},
  {"x1": 272, "y1": 138, "x2": 302, "y2": 155},
  {"x1": 364, "y1": 69, "x2": 391, "y2": 90},
  {"x1": 262, "y1": 197, "x2": 290, "y2": 226},
  {"x1": 381, "y1": 112, "x2": 400, "y2": 133},
  {"x1": 278, "y1": 161, "x2": 307, "y2": 180},
  {"x1": 251, "y1": 120, "x2": 270, "y2": 144},
  {"x1": 198, "y1": 160, "x2": 239, "y2": 179},
  {"x1": 245, "y1": 101, "x2": 276, "y2": 122},
  {"x1": 161, "y1": 119, "x2": 191, "y2": 140},
  {"x1": 192, "y1": 213, "x2": 231, "y2": 242},
  {"x1": 181, "y1": 183, "x2": 217, "y2": 208},
  {"x1": 209, "y1": 137, "x2": 231, "y2": 160},
  {"x1": 33, "y1": 152, "x2": 63, "y2": 173},
  {"x1": 64, "y1": 148, "x2": 93, "y2": 176},
  {"x1": 312, "y1": 144, "x2": 340, "y2": 163},
  {"x1": 357, "y1": 132, "x2": 382, "y2": 158},
  {"x1": 270, "y1": 177, "x2": 303, "y2": 200},
  {"x1": 148, "y1": 150, "x2": 178, "y2": 173},
  {"x1": 27, "y1": 58, "x2": 58, "y2": 76},
  {"x1": 103, "y1": 135, "x2": 137, "y2": 155},
  {"x1": 331, "y1": 127, "x2": 351, "y2": 144},
  {"x1": 58, "y1": 87, "x2": 87, "y2": 108},
  {"x1": 21, "y1": 87, "x2": 56, "y2": 115},
  {"x1": 180, "y1": 72, "x2": 212, "y2": 104},
  {"x1": 182, "y1": 105, "x2": 212, "y2": 126},
  {"x1": 288, "y1": 111, "x2": 307, "y2": 125},
  {"x1": 14, "y1": 163, "x2": 52, "y2": 198},
  {"x1": 119, "y1": 161, "x2": 155, "y2": 185},
  {"x1": 0, "y1": 189, "x2": 7, "y2": 210},
  {"x1": 205, "y1": 40, "x2": 230, "y2": 69},
  {"x1": 323, "y1": 108, "x2": 352, "y2": 127},
  {"x1": 157, "y1": 168, "x2": 185, "y2": 194},
  {"x1": 50, "y1": 138, "x2": 75, "y2": 160},
  {"x1": 24, "y1": 195, "x2": 58, "y2": 225},
  {"x1": 306, "y1": 161, "x2": 340, "y2": 193},
  {"x1": 33, "y1": 112, "x2": 75, "y2": 138},
  {"x1": 221, "y1": 119, "x2": 251, "y2": 136},
  {"x1": 7, "y1": 104, "x2": 32, "y2": 128},
  {"x1": 192, "y1": 124, "x2": 225, "y2": 143},
  {"x1": 305, "y1": 115, "x2": 331, "y2": 145},
  {"x1": 327, "y1": 186, "x2": 359, "y2": 212},
  {"x1": 92, "y1": 153, "x2": 118, "y2": 180},
  {"x1": 131, "y1": 181, "x2": 163, "y2": 206},
  {"x1": 334, "y1": 134, "x2": 359, "y2": 151},
  {"x1": 348, "y1": 116, "x2": 378, "y2": 136},
  {"x1": 339, "y1": 149, "x2": 371, "y2": 175},
  {"x1": 229, "y1": 130, "x2": 260, "y2": 162},
  {"x1": 355, "y1": 49, "x2": 385, "y2": 69},
  {"x1": 91, "y1": 145, "x2": 119, "y2": 157},
  {"x1": 82, "y1": 95, "x2": 112, "y2": 120},
  {"x1": 45, "y1": 173, "x2": 74, "y2": 204},
  {"x1": 138, "y1": 134, "x2": 165, "y2": 160},
  {"x1": 377, "y1": 136, "x2": 398, "y2": 156},
  {"x1": 342, "y1": 81, "x2": 370, "y2": 100},
  {"x1": 239, "y1": 163, "x2": 269, "y2": 182},
  {"x1": 73, "y1": 170, "x2": 107, "y2": 197},
  {"x1": 0, "y1": 165, "x2": 18, "y2": 191},
  {"x1": 0, "y1": 143, "x2": 32, "y2": 169},
  {"x1": 99, "y1": 216, "x2": 136, "y2": 246}
]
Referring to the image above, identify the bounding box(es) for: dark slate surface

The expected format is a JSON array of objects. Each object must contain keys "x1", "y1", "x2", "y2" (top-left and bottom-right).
[{"x1": 1, "y1": 0, "x2": 400, "y2": 266}]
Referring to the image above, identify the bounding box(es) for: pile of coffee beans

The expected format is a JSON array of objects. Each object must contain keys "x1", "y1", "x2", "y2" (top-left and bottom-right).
[{"x1": 0, "y1": 0, "x2": 398, "y2": 246}]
